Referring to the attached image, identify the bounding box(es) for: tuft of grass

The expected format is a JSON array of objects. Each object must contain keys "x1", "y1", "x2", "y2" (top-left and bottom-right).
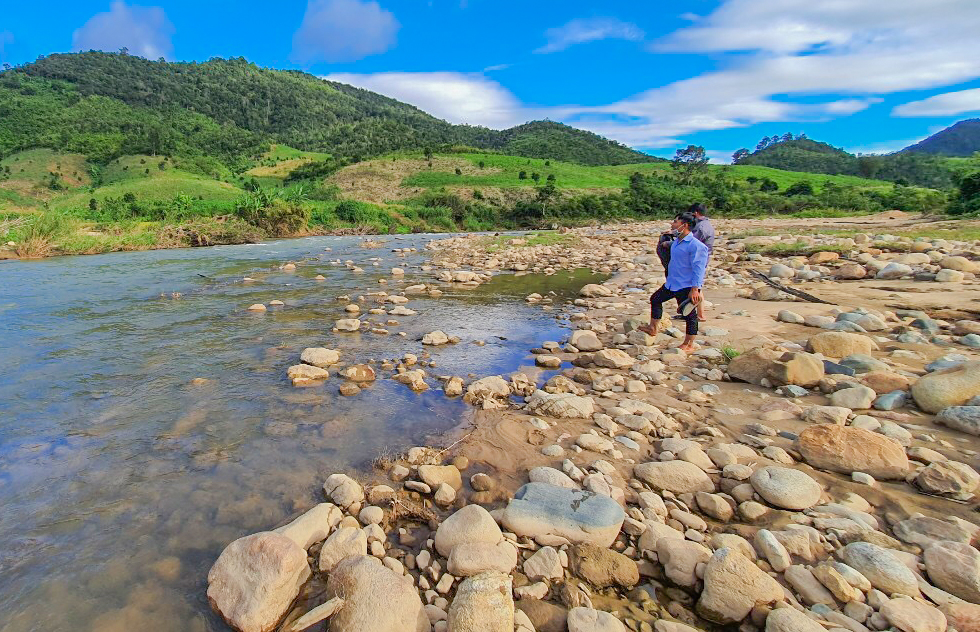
[
  {"x1": 483, "y1": 231, "x2": 575, "y2": 252},
  {"x1": 721, "y1": 345, "x2": 741, "y2": 361},
  {"x1": 15, "y1": 209, "x2": 79, "y2": 258}
]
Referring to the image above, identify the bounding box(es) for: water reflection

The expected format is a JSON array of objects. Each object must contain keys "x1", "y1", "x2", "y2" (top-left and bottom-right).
[{"x1": 0, "y1": 235, "x2": 602, "y2": 632}]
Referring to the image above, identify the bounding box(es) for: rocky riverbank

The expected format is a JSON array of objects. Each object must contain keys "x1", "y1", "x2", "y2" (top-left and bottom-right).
[{"x1": 206, "y1": 213, "x2": 980, "y2": 632}]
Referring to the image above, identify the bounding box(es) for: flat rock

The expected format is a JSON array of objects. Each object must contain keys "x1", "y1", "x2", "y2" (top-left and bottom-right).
[
  {"x1": 765, "y1": 607, "x2": 825, "y2": 632},
  {"x1": 569, "y1": 544, "x2": 639, "y2": 589},
  {"x1": 567, "y1": 607, "x2": 626, "y2": 632},
  {"x1": 300, "y1": 347, "x2": 341, "y2": 367},
  {"x1": 841, "y1": 542, "x2": 920, "y2": 597},
  {"x1": 418, "y1": 465, "x2": 462, "y2": 490},
  {"x1": 915, "y1": 460, "x2": 980, "y2": 499},
  {"x1": 447, "y1": 541, "x2": 519, "y2": 577},
  {"x1": 502, "y1": 482, "x2": 625, "y2": 548},
  {"x1": 796, "y1": 424, "x2": 908, "y2": 479},
  {"x1": 881, "y1": 597, "x2": 947, "y2": 632},
  {"x1": 925, "y1": 541, "x2": 980, "y2": 604},
  {"x1": 806, "y1": 331, "x2": 877, "y2": 358},
  {"x1": 526, "y1": 390, "x2": 595, "y2": 419},
  {"x1": 633, "y1": 460, "x2": 714, "y2": 494}
]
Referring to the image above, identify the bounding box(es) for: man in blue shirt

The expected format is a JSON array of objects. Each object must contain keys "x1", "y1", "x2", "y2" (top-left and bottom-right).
[
  {"x1": 639, "y1": 212, "x2": 709, "y2": 351},
  {"x1": 689, "y1": 203, "x2": 715, "y2": 321}
]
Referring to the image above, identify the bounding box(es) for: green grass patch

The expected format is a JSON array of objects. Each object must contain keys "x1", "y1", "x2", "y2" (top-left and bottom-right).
[
  {"x1": 743, "y1": 240, "x2": 851, "y2": 256},
  {"x1": 51, "y1": 169, "x2": 244, "y2": 212},
  {"x1": 482, "y1": 231, "x2": 576, "y2": 251}
]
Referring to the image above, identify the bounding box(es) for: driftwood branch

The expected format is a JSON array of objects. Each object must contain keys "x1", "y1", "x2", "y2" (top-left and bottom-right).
[{"x1": 750, "y1": 270, "x2": 835, "y2": 305}]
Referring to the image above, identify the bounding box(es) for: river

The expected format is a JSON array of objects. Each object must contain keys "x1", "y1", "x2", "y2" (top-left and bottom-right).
[{"x1": 0, "y1": 234, "x2": 601, "y2": 632}]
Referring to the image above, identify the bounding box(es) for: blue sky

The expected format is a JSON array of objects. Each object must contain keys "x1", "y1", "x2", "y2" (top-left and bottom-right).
[{"x1": 3, "y1": 0, "x2": 980, "y2": 161}]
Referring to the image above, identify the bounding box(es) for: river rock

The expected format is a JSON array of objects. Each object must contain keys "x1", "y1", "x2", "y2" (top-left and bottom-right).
[
  {"x1": 502, "y1": 482, "x2": 625, "y2": 547},
  {"x1": 841, "y1": 542, "x2": 920, "y2": 597},
  {"x1": 580, "y1": 284, "x2": 613, "y2": 298},
  {"x1": 463, "y1": 376, "x2": 511, "y2": 409},
  {"x1": 287, "y1": 364, "x2": 329, "y2": 383},
  {"x1": 936, "y1": 406, "x2": 980, "y2": 435},
  {"x1": 860, "y1": 371, "x2": 910, "y2": 393},
  {"x1": 447, "y1": 541, "x2": 518, "y2": 577},
  {"x1": 569, "y1": 544, "x2": 639, "y2": 589},
  {"x1": 634, "y1": 460, "x2": 714, "y2": 494},
  {"x1": 393, "y1": 369, "x2": 428, "y2": 391},
  {"x1": 915, "y1": 460, "x2": 980, "y2": 498},
  {"x1": 571, "y1": 330, "x2": 603, "y2": 352},
  {"x1": 894, "y1": 516, "x2": 973, "y2": 547},
  {"x1": 796, "y1": 424, "x2": 908, "y2": 479},
  {"x1": 516, "y1": 599, "x2": 568, "y2": 632},
  {"x1": 750, "y1": 466, "x2": 822, "y2": 510},
  {"x1": 448, "y1": 572, "x2": 513, "y2": 632},
  {"x1": 207, "y1": 532, "x2": 312, "y2": 632},
  {"x1": 526, "y1": 390, "x2": 595, "y2": 419},
  {"x1": 335, "y1": 318, "x2": 361, "y2": 332},
  {"x1": 418, "y1": 464, "x2": 462, "y2": 490},
  {"x1": 326, "y1": 555, "x2": 429, "y2": 632},
  {"x1": 911, "y1": 361, "x2": 980, "y2": 413},
  {"x1": 273, "y1": 503, "x2": 342, "y2": 549},
  {"x1": 924, "y1": 541, "x2": 980, "y2": 603},
  {"x1": 829, "y1": 385, "x2": 876, "y2": 409},
  {"x1": 877, "y1": 262, "x2": 913, "y2": 279},
  {"x1": 523, "y1": 546, "x2": 564, "y2": 581},
  {"x1": 806, "y1": 331, "x2": 877, "y2": 358},
  {"x1": 434, "y1": 504, "x2": 503, "y2": 557},
  {"x1": 767, "y1": 352, "x2": 824, "y2": 388},
  {"x1": 727, "y1": 347, "x2": 782, "y2": 385},
  {"x1": 318, "y1": 526, "x2": 368, "y2": 571},
  {"x1": 765, "y1": 607, "x2": 825, "y2": 632},
  {"x1": 658, "y1": 538, "x2": 712, "y2": 587},
  {"x1": 422, "y1": 330, "x2": 450, "y2": 345},
  {"x1": 592, "y1": 349, "x2": 633, "y2": 369},
  {"x1": 300, "y1": 347, "x2": 341, "y2": 367},
  {"x1": 323, "y1": 473, "x2": 364, "y2": 510},
  {"x1": 529, "y1": 466, "x2": 579, "y2": 489},
  {"x1": 881, "y1": 597, "x2": 947, "y2": 632},
  {"x1": 567, "y1": 607, "x2": 626, "y2": 632},
  {"x1": 342, "y1": 364, "x2": 376, "y2": 382},
  {"x1": 696, "y1": 548, "x2": 785, "y2": 624},
  {"x1": 802, "y1": 405, "x2": 850, "y2": 425}
]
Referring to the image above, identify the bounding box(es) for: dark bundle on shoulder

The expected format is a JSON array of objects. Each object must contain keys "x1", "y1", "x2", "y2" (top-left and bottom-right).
[{"x1": 656, "y1": 231, "x2": 675, "y2": 271}]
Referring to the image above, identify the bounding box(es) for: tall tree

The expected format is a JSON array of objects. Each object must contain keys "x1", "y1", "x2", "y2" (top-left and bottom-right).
[
  {"x1": 671, "y1": 145, "x2": 708, "y2": 184},
  {"x1": 732, "y1": 148, "x2": 750, "y2": 164}
]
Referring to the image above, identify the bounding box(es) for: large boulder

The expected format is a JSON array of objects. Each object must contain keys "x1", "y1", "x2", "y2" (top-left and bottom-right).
[
  {"x1": 323, "y1": 474, "x2": 364, "y2": 511},
  {"x1": 841, "y1": 542, "x2": 920, "y2": 597},
  {"x1": 207, "y1": 532, "x2": 312, "y2": 632},
  {"x1": 750, "y1": 466, "x2": 822, "y2": 510},
  {"x1": 912, "y1": 361, "x2": 980, "y2": 413},
  {"x1": 915, "y1": 460, "x2": 980, "y2": 499},
  {"x1": 526, "y1": 390, "x2": 595, "y2": 419},
  {"x1": 796, "y1": 424, "x2": 908, "y2": 479},
  {"x1": 318, "y1": 526, "x2": 368, "y2": 572},
  {"x1": 580, "y1": 284, "x2": 614, "y2": 298},
  {"x1": 936, "y1": 406, "x2": 980, "y2": 435},
  {"x1": 463, "y1": 376, "x2": 511, "y2": 409},
  {"x1": 924, "y1": 541, "x2": 980, "y2": 604},
  {"x1": 448, "y1": 572, "x2": 513, "y2": 632},
  {"x1": 806, "y1": 331, "x2": 877, "y2": 358},
  {"x1": 727, "y1": 347, "x2": 782, "y2": 385},
  {"x1": 326, "y1": 556, "x2": 429, "y2": 632},
  {"x1": 434, "y1": 504, "x2": 503, "y2": 557},
  {"x1": 697, "y1": 548, "x2": 785, "y2": 624},
  {"x1": 502, "y1": 482, "x2": 625, "y2": 547},
  {"x1": 633, "y1": 460, "x2": 714, "y2": 494}
]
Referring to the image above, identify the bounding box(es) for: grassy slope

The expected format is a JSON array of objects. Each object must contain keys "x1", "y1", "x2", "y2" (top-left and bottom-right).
[
  {"x1": 396, "y1": 152, "x2": 900, "y2": 192},
  {"x1": 243, "y1": 144, "x2": 332, "y2": 180}
]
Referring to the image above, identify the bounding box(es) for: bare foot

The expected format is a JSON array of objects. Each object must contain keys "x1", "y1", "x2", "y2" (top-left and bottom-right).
[
  {"x1": 697, "y1": 316, "x2": 707, "y2": 322},
  {"x1": 638, "y1": 325, "x2": 658, "y2": 336},
  {"x1": 678, "y1": 342, "x2": 697, "y2": 352}
]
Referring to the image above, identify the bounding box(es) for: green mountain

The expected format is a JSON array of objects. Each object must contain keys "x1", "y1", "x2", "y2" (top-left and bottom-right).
[
  {"x1": 901, "y1": 119, "x2": 980, "y2": 156},
  {"x1": 0, "y1": 52, "x2": 658, "y2": 169},
  {"x1": 733, "y1": 135, "x2": 953, "y2": 189}
]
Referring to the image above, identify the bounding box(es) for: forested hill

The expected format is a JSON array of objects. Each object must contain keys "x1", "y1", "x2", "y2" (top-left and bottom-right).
[
  {"x1": 733, "y1": 136, "x2": 953, "y2": 189},
  {"x1": 901, "y1": 119, "x2": 980, "y2": 157},
  {"x1": 0, "y1": 52, "x2": 658, "y2": 167}
]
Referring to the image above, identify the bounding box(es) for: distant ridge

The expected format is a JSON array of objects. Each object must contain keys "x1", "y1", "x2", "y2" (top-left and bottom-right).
[
  {"x1": 901, "y1": 119, "x2": 980, "y2": 157},
  {"x1": 0, "y1": 51, "x2": 659, "y2": 167}
]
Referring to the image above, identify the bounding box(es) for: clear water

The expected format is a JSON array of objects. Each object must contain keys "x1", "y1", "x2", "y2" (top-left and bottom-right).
[{"x1": 0, "y1": 234, "x2": 601, "y2": 632}]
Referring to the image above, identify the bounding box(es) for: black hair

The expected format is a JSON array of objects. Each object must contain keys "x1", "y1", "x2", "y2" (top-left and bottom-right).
[
  {"x1": 676, "y1": 212, "x2": 697, "y2": 229},
  {"x1": 689, "y1": 202, "x2": 707, "y2": 216}
]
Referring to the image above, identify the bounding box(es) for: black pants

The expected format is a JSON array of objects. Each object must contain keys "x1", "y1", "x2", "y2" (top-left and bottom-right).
[{"x1": 650, "y1": 285, "x2": 698, "y2": 336}]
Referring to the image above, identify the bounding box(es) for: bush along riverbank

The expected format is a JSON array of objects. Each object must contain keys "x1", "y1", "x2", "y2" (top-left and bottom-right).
[
  {"x1": 205, "y1": 217, "x2": 980, "y2": 632},
  {"x1": 0, "y1": 155, "x2": 963, "y2": 259}
]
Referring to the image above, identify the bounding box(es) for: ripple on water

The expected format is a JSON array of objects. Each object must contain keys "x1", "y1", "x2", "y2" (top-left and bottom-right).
[{"x1": 0, "y1": 233, "x2": 604, "y2": 632}]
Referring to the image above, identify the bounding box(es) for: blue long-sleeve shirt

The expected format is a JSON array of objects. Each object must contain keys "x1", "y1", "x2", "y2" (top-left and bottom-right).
[{"x1": 666, "y1": 233, "x2": 709, "y2": 291}]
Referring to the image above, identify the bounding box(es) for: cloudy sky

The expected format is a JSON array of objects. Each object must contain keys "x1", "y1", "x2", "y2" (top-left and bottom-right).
[{"x1": 3, "y1": 0, "x2": 980, "y2": 161}]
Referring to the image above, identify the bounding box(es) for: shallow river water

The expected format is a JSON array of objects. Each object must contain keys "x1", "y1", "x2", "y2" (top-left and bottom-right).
[{"x1": 0, "y1": 234, "x2": 601, "y2": 632}]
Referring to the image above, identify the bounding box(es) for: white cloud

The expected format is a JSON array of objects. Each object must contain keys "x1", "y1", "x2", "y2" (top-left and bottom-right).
[
  {"x1": 893, "y1": 88, "x2": 980, "y2": 117},
  {"x1": 324, "y1": 72, "x2": 542, "y2": 128},
  {"x1": 72, "y1": 1, "x2": 174, "y2": 60},
  {"x1": 535, "y1": 17, "x2": 644, "y2": 54},
  {"x1": 291, "y1": 0, "x2": 399, "y2": 63}
]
